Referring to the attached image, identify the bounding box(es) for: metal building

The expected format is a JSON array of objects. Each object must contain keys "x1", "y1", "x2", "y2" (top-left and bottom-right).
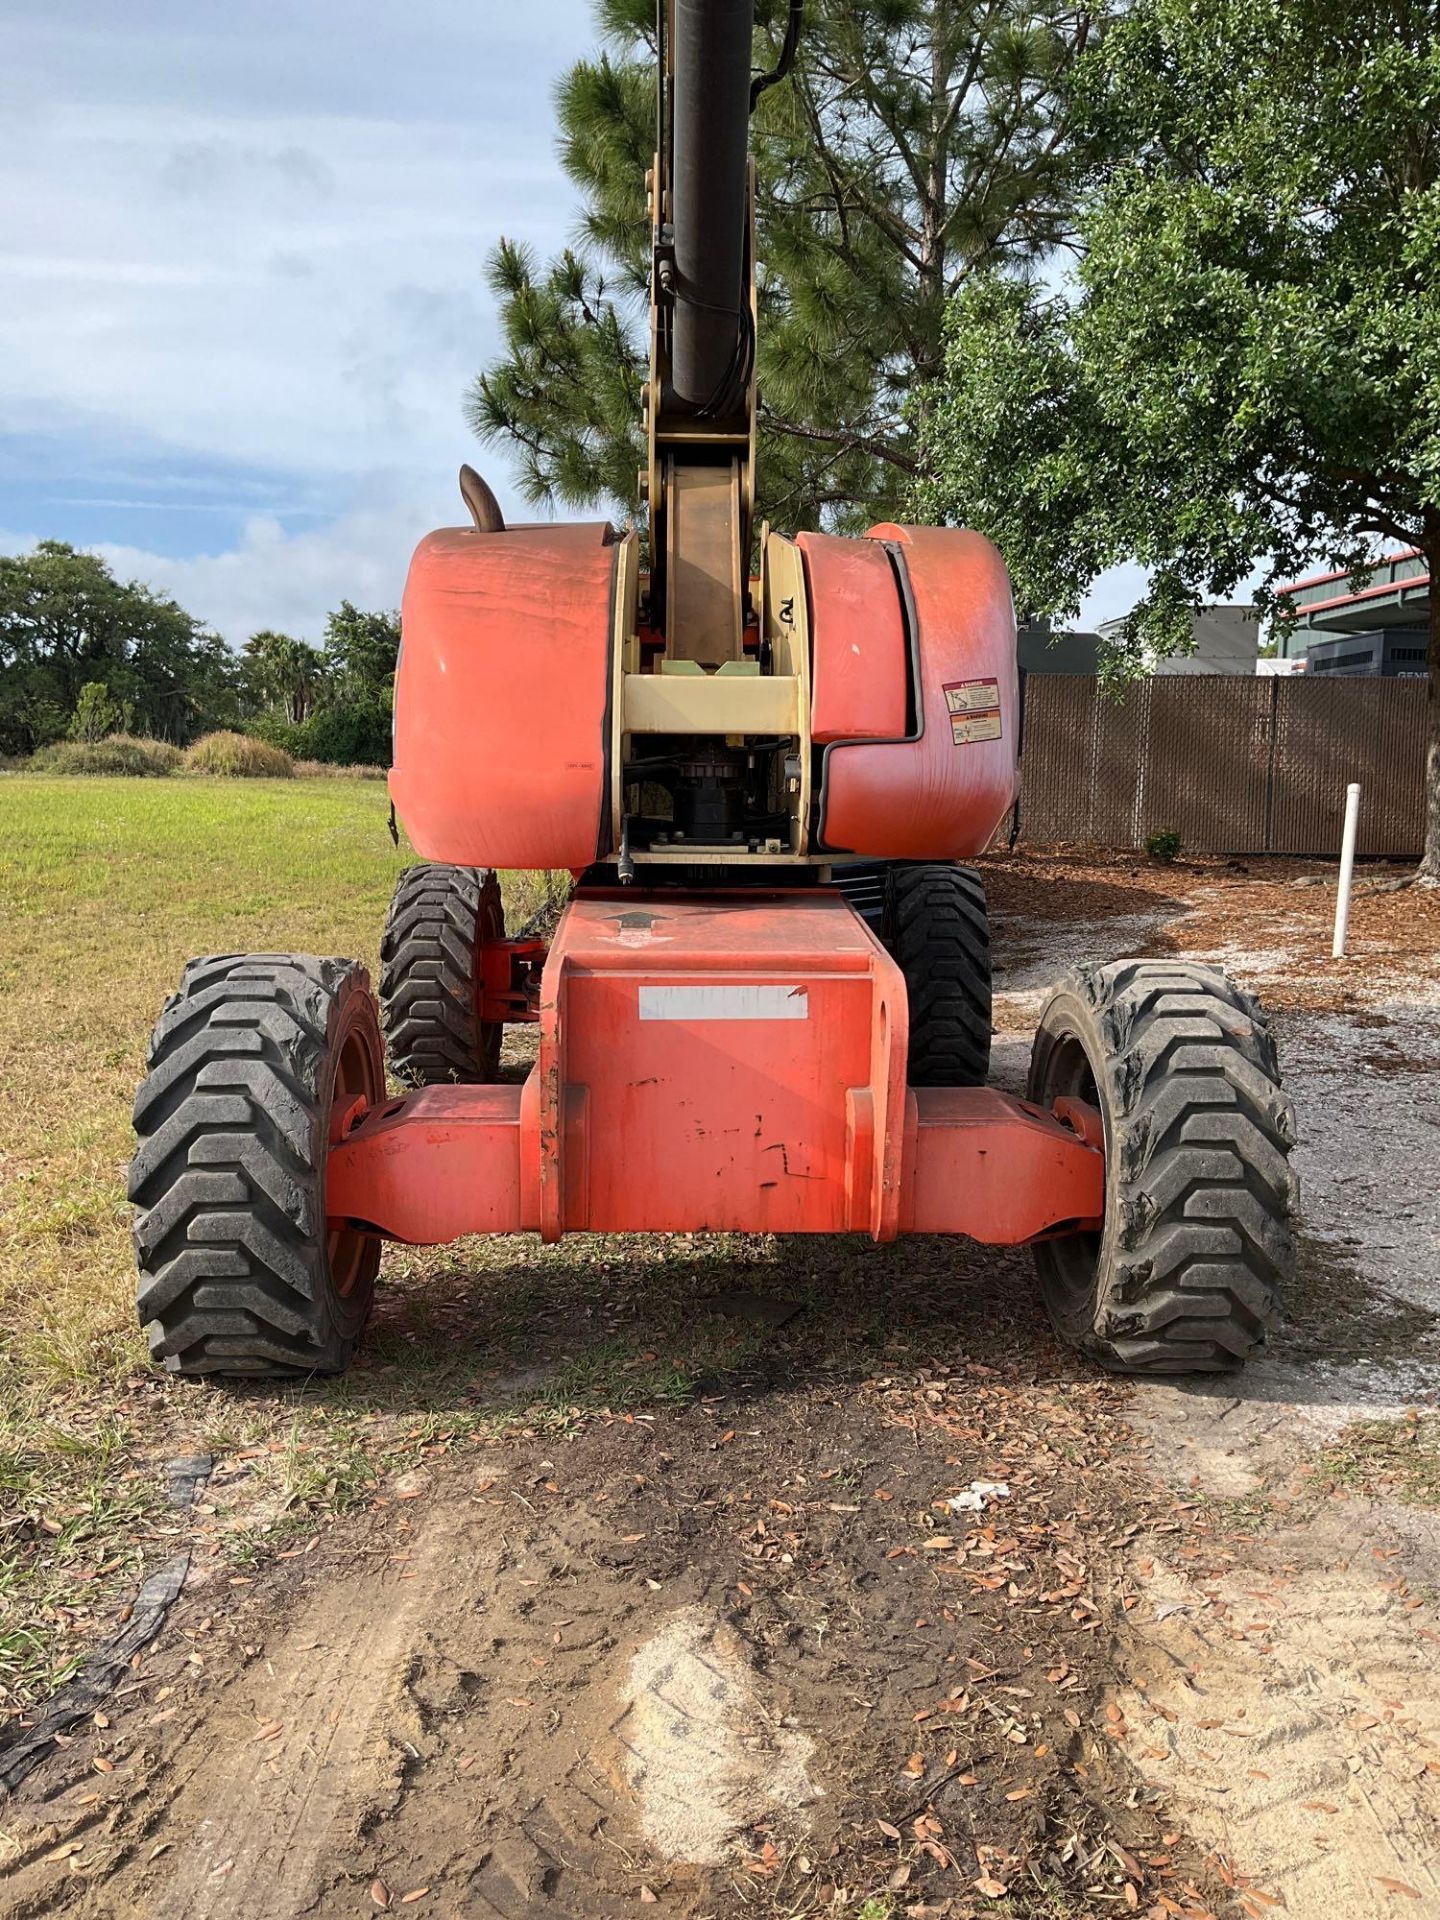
[
  {"x1": 1016, "y1": 617, "x2": 1101, "y2": 674},
  {"x1": 1276, "y1": 550, "x2": 1430, "y2": 674},
  {"x1": 1097, "y1": 604, "x2": 1261, "y2": 675},
  {"x1": 1304, "y1": 631, "x2": 1429, "y2": 678}
]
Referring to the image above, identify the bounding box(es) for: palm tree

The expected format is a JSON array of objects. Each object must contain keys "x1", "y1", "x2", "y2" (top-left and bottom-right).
[{"x1": 242, "y1": 630, "x2": 327, "y2": 724}]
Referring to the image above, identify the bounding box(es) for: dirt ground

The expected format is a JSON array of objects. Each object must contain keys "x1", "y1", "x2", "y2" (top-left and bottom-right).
[
  {"x1": 2, "y1": 849, "x2": 1437, "y2": 1920},
  {"x1": 987, "y1": 851, "x2": 1440, "y2": 1917}
]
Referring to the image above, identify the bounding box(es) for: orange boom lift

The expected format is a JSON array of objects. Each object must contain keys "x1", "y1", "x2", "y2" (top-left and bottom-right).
[{"x1": 130, "y1": 2, "x2": 1297, "y2": 1379}]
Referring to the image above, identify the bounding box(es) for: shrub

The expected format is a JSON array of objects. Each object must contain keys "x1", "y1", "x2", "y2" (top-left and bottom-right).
[
  {"x1": 298, "y1": 699, "x2": 391, "y2": 768},
  {"x1": 183, "y1": 731, "x2": 294, "y2": 778},
  {"x1": 32, "y1": 733, "x2": 182, "y2": 777},
  {"x1": 246, "y1": 712, "x2": 306, "y2": 757},
  {"x1": 247, "y1": 698, "x2": 390, "y2": 768},
  {"x1": 1144, "y1": 827, "x2": 1183, "y2": 864},
  {"x1": 68, "y1": 682, "x2": 125, "y2": 744}
]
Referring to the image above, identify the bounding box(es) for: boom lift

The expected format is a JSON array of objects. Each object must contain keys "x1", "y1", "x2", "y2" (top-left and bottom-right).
[{"x1": 130, "y1": 1, "x2": 1296, "y2": 1379}]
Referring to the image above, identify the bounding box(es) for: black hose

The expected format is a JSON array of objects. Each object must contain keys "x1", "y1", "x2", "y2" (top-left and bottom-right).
[{"x1": 751, "y1": 0, "x2": 803, "y2": 110}]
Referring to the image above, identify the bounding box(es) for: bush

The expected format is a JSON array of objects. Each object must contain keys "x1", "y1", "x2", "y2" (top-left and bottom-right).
[
  {"x1": 246, "y1": 712, "x2": 305, "y2": 757},
  {"x1": 299, "y1": 699, "x2": 391, "y2": 768},
  {"x1": 248, "y1": 698, "x2": 390, "y2": 768},
  {"x1": 183, "y1": 731, "x2": 294, "y2": 778},
  {"x1": 31, "y1": 733, "x2": 183, "y2": 777},
  {"x1": 68, "y1": 682, "x2": 125, "y2": 744},
  {"x1": 1144, "y1": 827, "x2": 1183, "y2": 864}
]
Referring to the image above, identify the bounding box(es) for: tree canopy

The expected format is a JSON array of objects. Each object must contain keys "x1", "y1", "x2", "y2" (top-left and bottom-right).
[
  {"x1": 0, "y1": 541, "x2": 402, "y2": 766},
  {"x1": 470, "y1": 0, "x2": 1096, "y2": 533},
  {"x1": 242, "y1": 630, "x2": 327, "y2": 725},
  {"x1": 916, "y1": 0, "x2": 1440, "y2": 873},
  {"x1": 321, "y1": 601, "x2": 401, "y2": 704},
  {"x1": 242, "y1": 602, "x2": 400, "y2": 765},
  {"x1": 0, "y1": 541, "x2": 238, "y2": 755}
]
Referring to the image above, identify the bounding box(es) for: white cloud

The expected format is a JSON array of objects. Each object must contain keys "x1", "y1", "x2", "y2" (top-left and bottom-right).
[
  {"x1": 0, "y1": 99, "x2": 573, "y2": 483},
  {"x1": 100, "y1": 506, "x2": 422, "y2": 643},
  {"x1": 0, "y1": 0, "x2": 596, "y2": 635},
  {"x1": 157, "y1": 138, "x2": 337, "y2": 202},
  {"x1": 4, "y1": 470, "x2": 573, "y2": 647},
  {"x1": 4, "y1": 477, "x2": 467, "y2": 647}
]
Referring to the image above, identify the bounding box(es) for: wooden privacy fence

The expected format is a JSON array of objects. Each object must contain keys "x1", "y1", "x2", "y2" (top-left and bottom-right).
[{"x1": 1016, "y1": 674, "x2": 1427, "y2": 856}]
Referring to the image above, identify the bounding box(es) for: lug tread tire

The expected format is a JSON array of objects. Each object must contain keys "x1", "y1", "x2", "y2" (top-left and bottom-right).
[
  {"x1": 1029, "y1": 960, "x2": 1297, "y2": 1375},
  {"x1": 379, "y1": 865, "x2": 503, "y2": 1086},
  {"x1": 129, "y1": 954, "x2": 382, "y2": 1378},
  {"x1": 888, "y1": 865, "x2": 992, "y2": 1088}
]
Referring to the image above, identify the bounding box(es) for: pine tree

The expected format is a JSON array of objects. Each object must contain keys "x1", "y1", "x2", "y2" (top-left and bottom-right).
[{"x1": 469, "y1": 0, "x2": 1094, "y2": 533}]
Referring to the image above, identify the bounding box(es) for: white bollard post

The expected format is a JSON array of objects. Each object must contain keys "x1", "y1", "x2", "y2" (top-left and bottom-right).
[{"x1": 1332, "y1": 782, "x2": 1362, "y2": 959}]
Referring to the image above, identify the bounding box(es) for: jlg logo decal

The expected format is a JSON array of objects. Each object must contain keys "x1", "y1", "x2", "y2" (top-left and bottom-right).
[{"x1": 943, "y1": 677, "x2": 1002, "y2": 745}]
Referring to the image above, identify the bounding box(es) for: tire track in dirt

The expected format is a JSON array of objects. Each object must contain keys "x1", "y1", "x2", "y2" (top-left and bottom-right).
[
  {"x1": 0, "y1": 1520, "x2": 466, "y2": 1920},
  {"x1": 2, "y1": 1379, "x2": 1214, "y2": 1918},
  {"x1": 988, "y1": 860, "x2": 1440, "y2": 1914},
  {"x1": 1115, "y1": 1502, "x2": 1440, "y2": 1915},
  {"x1": 143, "y1": 1520, "x2": 454, "y2": 1920}
]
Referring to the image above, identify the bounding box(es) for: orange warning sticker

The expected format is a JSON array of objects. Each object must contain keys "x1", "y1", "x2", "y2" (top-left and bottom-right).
[
  {"x1": 943, "y1": 677, "x2": 1002, "y2": 745},
  {"x1": 951, "y1": 710, "x2": 1003, "y2": 744}
]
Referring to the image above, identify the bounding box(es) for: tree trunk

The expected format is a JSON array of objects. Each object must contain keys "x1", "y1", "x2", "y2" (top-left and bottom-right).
[{"x1": 1422, "y1": 509, "x2": 1440, "y2": 884}]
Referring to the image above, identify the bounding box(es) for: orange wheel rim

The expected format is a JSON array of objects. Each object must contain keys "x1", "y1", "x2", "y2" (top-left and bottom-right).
[{"x1": 327, "y1": 1026, "x2": 377, "y2": 1298}]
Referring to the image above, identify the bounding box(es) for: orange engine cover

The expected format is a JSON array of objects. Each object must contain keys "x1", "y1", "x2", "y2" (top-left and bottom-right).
[
  {"x1": 390, "y1": 523, "x2": 617, "y2": 870},
  {"x1": 809, "y1": 524, "x2": 1019, "y2": 860}
]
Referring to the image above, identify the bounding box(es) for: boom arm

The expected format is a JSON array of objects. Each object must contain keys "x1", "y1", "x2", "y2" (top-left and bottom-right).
[
  {"x1": 647, "y1": 0, "x2": 759, "y2": 664},
  {"x1": 669, "y1": 0, "x2": 754, "y2": 410}
]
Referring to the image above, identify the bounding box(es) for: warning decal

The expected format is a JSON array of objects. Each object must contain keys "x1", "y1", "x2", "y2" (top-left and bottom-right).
[
  {"x1": 951, "y1": 710, "x2": 1003, "y2": 744},
  {"x1": 943, "y1": 677, "x2": 1002, "y2": 746}
]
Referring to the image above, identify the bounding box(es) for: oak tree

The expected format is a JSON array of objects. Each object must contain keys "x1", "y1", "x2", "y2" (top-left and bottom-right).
[{"x1": 918, "y1": 0, "x2": 1440, "y2": 876}]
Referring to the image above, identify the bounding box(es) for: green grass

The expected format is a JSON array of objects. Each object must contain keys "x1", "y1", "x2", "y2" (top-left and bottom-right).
[
  {"x1": 0, "y1": 1411, "x2": 162, "y2": 1702},
  {"x1": 0, "y1": 775, "x2": 855, "y2": 1707},
  {"x1": 0, "y1": 776, "x2": 413, "y2": 1391},
  {"x1": 0, "y1": 778, "x2": 570, "y2": 1385}
]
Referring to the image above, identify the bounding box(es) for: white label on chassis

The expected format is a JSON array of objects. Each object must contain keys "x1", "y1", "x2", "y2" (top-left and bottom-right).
[{"x1": 638, "y1": 985, "x2": 809, "y2": 1021}]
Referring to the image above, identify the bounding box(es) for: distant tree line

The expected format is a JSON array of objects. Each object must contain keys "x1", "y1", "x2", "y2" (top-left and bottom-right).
[
  {"x1": 241, "y1": 604, "x2": 399, "y2": 766},
  {"x1": 0, "y1": 541, "x2": 398, "y2": 765}
]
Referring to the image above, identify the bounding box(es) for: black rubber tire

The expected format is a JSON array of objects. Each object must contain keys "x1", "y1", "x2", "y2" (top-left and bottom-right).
[
  {"x1": 129, "y1": 955, "x2": 384, "y2": 1379},
  {"x1": 1027, "y1": 960, "x2": 1297, "y2": 1375},
  {"x1": 379, "y1": 864, "x2": 504, "y2": 1086},
  {"x1": 886, "y1": 863, "x2": 992, "y2": 1088}
]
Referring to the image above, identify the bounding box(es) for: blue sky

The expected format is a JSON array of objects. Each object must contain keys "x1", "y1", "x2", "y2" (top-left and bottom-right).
[{"x1": 1, "y1": 0, "x2": 1140, "y2": 644}]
